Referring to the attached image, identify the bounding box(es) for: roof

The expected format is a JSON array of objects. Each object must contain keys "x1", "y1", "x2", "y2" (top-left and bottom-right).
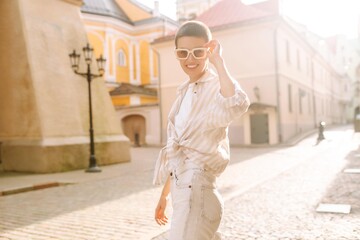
[
  {"x1": 81, "y1": 0, "x2": 132, "y2": 23},
  {"x1": 114, "y1": 0, "x2": 152, "y2": 22},
  {"x1": 153, "y1": 0, "x2": 280, "y2": 44},
  {"x1": 196, "y1": 0, "x2": 279, "y2": 29},
  {"x1": 109, "y1": 83, "x2": 158, "y2": 97},
  {"x1": 81, "y1": 0, "x2": 178, "y2": 26}
]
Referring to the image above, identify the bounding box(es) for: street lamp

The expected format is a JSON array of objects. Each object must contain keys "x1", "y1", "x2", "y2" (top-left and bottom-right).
[{"x1": 69, "y1": 43, "x2": 106, "y2": 173}]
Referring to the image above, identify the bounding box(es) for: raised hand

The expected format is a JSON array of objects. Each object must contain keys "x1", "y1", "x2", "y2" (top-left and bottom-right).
[{"x1": 204, "y1": 39, "x2": 223, "y2": 65}]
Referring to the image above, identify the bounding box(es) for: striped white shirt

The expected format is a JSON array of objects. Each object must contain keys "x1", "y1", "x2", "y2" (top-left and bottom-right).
[
  {"x1": 174, "y1": 82, "x2": 195, "y2": 136},
  {"x1": 153, "y1": 69, "x2": 250, "y2": 185}
]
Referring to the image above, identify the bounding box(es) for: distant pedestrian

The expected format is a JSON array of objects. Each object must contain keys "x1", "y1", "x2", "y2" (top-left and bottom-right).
[{"x1": 153, "y1": 20, "x2": 250, "y2": 240}]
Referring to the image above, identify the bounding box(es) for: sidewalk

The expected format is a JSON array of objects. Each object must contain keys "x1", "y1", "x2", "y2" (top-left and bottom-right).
[
  {"x1": 0, "y1": 147, "x2": 160, "y2": 196},
  {"x1": 0, "y1": 147, "x2": 167, "y2": 240},
  {"x1": 0, "y1": 126, "x2": 321, "y2": 195}
]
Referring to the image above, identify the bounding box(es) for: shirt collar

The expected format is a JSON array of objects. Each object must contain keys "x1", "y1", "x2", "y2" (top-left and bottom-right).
[{"x1": 177, "y1": 68, "x2": 217, "y2": 93}]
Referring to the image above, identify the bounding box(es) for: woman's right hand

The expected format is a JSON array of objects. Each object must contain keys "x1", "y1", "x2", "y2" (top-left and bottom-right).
[{"x1": 155, "y1": 195, "x2": 169, "y2": 225}]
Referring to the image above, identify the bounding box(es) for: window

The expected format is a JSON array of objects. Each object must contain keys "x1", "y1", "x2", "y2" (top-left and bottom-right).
[
  {"x1": 299, "y1": 88, "x2": 306, "y2": 114},
  {"x1": 117, "y1": 49, "x2": 126, "y2": 67},
  {"x1": 306, "y1": 57, "x2": 309, "y2": 76},
  {"x1": 297, "y1": 49, "x2": 301, "y2": 70},
  {"x1": 311, "y1": 62, "x2": 315, "y2": 79},
  {"x1": 286, "y1": 40, "x2": 291, "y2": 63},
  {"x1": 288, "y1": 84, "x2": 292, "y2": 113}
]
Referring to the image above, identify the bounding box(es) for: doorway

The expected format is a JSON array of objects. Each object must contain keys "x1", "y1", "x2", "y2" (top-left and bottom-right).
[
  {"x1": 250, "y1": 113, "x2": 269, "y2": 144},
  {"x1": 122, "y1": 115, "x2": 146, "y2": 147}
]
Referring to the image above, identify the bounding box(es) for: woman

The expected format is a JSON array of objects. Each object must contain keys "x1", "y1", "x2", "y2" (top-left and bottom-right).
[{"x1": 153, "y1": 20, "x2": 250, "y2": 240}]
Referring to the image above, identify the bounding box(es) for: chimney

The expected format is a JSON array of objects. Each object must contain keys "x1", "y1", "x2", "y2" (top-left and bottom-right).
[{"x1": 153, "y1": 0, "x2": 160, "y2": 17}]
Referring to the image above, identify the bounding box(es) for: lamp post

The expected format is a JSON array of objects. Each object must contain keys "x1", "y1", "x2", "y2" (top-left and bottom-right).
[{"x1": 69, "y1": 43, "x2": 106, "y2": 173}]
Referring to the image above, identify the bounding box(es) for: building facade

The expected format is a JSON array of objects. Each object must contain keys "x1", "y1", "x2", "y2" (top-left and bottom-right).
[
  {"x1": 80, "y1": 0, "x2": 178, "y2": 146},
  {"x1": 79, "y1": 0, "x2": 356, "y2": 146},
  {"x1": 340, "y1": 38, "x2": 360, "y2": 121},
  {"x1": 153, "y1": 0, "x2": 352, "y2": 145}
]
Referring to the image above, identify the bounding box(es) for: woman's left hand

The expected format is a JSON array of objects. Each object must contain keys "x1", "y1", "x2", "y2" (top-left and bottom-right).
[
  {"x1": 204, "y1": 39, "x2": 223, "y2": 65},
  {"x1": 155, "y1": 196, "x2": 169, "y2": 226}
]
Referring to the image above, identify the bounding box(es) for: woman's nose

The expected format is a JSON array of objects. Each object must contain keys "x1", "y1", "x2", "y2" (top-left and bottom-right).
[{"x1": 186, "y1": 52, "x2": 196, "y2": 61}]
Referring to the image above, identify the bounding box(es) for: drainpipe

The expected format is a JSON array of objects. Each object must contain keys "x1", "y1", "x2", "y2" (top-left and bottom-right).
[
  {"x1": 153, "y1": 49, "x2": 164, "y2": 144},
  {"x1": 274, "y1": 24, "x2": 282, "y2": 143},
  {"x1": 311, "y1": 55, "x2": 317, "y2": 128}
]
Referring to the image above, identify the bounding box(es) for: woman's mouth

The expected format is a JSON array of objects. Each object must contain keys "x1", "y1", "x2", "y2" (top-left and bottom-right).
[{"x1": 186, "y1": 64, "x2": 198, "y2": 69}]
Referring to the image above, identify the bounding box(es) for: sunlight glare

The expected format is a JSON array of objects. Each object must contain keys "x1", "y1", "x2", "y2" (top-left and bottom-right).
[
  {"x1": 137, "y1": 0, "x2": 360, "y2": 38},
  {"x1": 282, "y1": 0, "x2": 360, "y2": 38}
]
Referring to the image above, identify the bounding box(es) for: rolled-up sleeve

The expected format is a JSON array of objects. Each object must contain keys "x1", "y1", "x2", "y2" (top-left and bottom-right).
[
  {"x1": 204, "y1": 81, "x2": 250, "y2": 128},
  {"x1": 215, "y1": 81, "x2": 250, "y2": 110}
]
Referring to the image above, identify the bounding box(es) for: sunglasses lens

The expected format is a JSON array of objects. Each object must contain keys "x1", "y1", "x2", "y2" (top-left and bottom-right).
[
  {"x1": 176, "y1": 50, "x2": 189, "y2": 59},
  {"x1": 193, "y1": 49, "x2": 206, "y2": 58}
]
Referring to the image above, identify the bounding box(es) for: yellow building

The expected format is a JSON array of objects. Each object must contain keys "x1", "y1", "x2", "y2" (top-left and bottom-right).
[{"x1": 80, "y1": 0, "x2": 178, "y2": 146}]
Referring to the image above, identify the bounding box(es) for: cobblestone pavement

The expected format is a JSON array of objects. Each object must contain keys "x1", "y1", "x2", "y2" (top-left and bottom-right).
[
  {"x1": 217, "y1": 128, "x2": 360, "y2": 240},
  {"x1": 153, "y1": 127, "x2": 360, "y2": 240},
  {"x1": 0, "y1": 125, "x2": 359, "y2": 239}
]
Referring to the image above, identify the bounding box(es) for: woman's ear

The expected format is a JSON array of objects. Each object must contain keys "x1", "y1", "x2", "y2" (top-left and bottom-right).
[{"x1": 207, "y1": 40, "x2": 216, "y2": 53}]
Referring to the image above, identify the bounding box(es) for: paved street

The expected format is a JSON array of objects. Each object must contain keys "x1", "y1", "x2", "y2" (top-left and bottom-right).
[
  {"x1": 0, "y1": 125, "x2": 359, "y2": 239},
  {"x1": 218, "y1": 128, "x2": 360, "y2": 240}
]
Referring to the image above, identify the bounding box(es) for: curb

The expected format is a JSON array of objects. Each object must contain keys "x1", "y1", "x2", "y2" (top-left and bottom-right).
[{"x1": 0, "y1": 182, "x2": 70, "y2": 197}]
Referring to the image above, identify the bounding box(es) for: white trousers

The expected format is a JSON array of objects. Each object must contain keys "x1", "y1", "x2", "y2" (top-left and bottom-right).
[{"x1": 169, "y1": 161, "x2": 223, "y2": 240}]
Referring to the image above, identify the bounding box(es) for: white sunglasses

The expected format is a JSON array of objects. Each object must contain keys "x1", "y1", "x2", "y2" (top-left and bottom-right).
[{"x1": 174, "y1": 48, "x2": 209, "y2": 60}]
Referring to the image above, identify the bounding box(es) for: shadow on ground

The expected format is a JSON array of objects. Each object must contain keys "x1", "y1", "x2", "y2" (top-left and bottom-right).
[{"x1": 317, "y1": 140, "x2": 360, "y2": 214}]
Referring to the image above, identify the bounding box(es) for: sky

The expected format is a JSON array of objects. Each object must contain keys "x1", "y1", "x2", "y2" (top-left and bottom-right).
[{"x1": 136, "y1": 0, "x2": 360, "y2": 39}]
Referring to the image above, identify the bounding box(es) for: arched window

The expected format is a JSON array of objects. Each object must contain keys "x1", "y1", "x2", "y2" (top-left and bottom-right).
[{"x1": 117, "y1": 49, "x2": 126, "y2": 67}]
